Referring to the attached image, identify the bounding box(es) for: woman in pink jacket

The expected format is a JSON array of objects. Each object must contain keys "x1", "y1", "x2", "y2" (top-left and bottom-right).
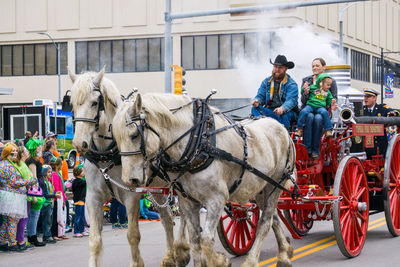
[{"x1": 49, "y1": 157, "x2": 68, "y2": 240}]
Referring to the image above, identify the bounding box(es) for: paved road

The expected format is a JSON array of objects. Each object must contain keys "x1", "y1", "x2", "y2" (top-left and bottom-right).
[{"x1": 1, "y1": 211, "x2": 399, "y2": 267}]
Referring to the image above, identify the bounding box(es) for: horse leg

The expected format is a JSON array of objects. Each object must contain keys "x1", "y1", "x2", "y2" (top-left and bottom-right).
[
  {"x1": 200, "y1": 198, "x2": 231, "y2": 267},
  {"x1": 271, "y1": 213, "x2": 293, "y2": 267},
  {"x1": 173, "y1": 211, "x2": 191, "y2": 267},
  {"x1": 125, "y1": 199, "x2": 144, "y2": 267},
  {"x1": 179, "y1": 198, "x2": 206, "y2": 267},
  {"x1": 86, "y1": 192, "x2": 105, "y2": 267},
  {"x1": 241, "y1": 191, "x2": 281, "y2": 267},
  {"x1": 151, "y1": 195, "x2": 177, "y2": 267}
]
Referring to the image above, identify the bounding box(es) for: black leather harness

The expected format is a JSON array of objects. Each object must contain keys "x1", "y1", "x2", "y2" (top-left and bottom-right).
[{"x1": 120, "y1": 98, "x2": 297, "y2": 201}]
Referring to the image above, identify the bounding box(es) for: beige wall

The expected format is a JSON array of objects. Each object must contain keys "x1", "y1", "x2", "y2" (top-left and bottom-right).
[{"x1": 0, "y1": 0, "x2": 399, "y2": 107}]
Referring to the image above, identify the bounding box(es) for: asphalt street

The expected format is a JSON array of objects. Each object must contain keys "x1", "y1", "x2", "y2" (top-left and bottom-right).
[{"x1": 1, "y1": 211, "x2": 399, "y2": 267}]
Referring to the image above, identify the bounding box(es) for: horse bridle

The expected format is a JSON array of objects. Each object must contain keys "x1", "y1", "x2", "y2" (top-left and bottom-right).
[
  {"x1": 119, "y1": 111, "x2": 161, "y2": 182},
  {"x1": 72, "y1": 86, "x2": 106, "y2": 131}
]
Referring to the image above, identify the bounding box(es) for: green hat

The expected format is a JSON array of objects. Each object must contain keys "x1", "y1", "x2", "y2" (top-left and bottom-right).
[
  {"x1": 25, "y1": 138, "x2": 43, "y2": 157},
  {"x1": 315, "y1": 73, "x2": 331, "y2": 86}
]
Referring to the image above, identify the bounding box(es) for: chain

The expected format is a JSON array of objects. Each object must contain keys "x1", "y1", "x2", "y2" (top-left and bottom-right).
[{"x1": 145, "y1": 189, "x2": 173, "y2": 208}]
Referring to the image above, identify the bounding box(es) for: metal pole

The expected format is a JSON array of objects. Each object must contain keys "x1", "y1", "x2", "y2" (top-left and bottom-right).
[
  {"x1": 37, "y1": 32, "x2": 60, "y2": 135},
  {"x1": 56, "y1": 43, "x2": 60, "y2": 135},
  {"x1": 169, "y1": 0, "x2": 369, "y2": 20},
  {"x1": 381, "y1": 48, "x2": 384, "y2": 104},
  {"x1": 164, "y1": 0, "x2": 172, "y2": 93},
  {"x1": 339, "y1": 20, "x2": 343, "y2": 60},
  {"x1": 57, "y1": 43, "x2": 61, "y2": 105}
]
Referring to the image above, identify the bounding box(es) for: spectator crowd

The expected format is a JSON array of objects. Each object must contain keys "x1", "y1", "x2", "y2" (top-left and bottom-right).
[{"x1": 0, "y1": 131, "x2": 161, "y2": 253}]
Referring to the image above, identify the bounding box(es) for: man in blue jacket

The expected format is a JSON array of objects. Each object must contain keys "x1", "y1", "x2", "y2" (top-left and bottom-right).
[{"x1": 252, "y1": 55, "x2": 299, "y2": 130}]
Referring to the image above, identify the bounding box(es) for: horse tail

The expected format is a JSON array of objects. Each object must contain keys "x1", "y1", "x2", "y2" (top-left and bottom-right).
[{"x1": 284, "y1": 133, "x2": 297, "y2": 189}]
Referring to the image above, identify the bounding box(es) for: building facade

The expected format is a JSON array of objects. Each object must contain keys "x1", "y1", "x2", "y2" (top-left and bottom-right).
[{"x1": 0, "y1": 0, "x2": 399, "y2": 108}]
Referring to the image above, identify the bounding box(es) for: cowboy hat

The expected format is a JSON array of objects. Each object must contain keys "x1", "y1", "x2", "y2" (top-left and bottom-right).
[{"x1": 270, "y1": 55, "x2": 295, "y2": 69}]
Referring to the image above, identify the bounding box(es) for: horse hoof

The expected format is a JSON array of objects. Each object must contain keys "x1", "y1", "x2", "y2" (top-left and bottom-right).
[
  {"x1": 276, "y1": 259, "x2": 292, "y2": 267},
  {"x1": 215, "y1": 252, "x2": 231, "y2": 267},
  {"x1": 160, "y1": 257, "x2": 175, "y2": 267},
  {"x1": 173, "y1": 242, "x2": 191, "y2": 267}
]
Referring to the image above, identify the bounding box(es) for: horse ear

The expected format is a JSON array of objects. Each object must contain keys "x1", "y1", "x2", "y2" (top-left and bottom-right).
[
  {"x1": 134, "y1": 93, "x2": 142, "y2": 114},
  {"x1": 68, "y1": 67, "x2": 76, "y2": 83},
  {"x1": 129, "y1": 94, "x2": 142, "y2": 116},
  {"x1": 93, "y1": 66, "x2": 106, "y2": 88}
]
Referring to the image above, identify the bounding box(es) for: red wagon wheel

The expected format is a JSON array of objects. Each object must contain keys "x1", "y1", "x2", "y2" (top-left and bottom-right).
[
  {"x1": 217, "y1": 204, "x2": 260, "y2": 256},
  {"x1": 383, "y1": 134, "x2": 400, "y2": 236},
  {"x1": 332, "y1": 156, "x2": 369, "y2": 258},
  {"x1": 283, "y1": 209, "x2": 313, "y2": 236}
]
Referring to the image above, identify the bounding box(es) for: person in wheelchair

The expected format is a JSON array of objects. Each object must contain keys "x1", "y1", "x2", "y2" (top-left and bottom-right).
[
  {"x1": 251, "y1": 55, "x2": 299, "y2": 130},
  {"x1": 296, "y1": 73, "x2": 337, "y2": 159}
]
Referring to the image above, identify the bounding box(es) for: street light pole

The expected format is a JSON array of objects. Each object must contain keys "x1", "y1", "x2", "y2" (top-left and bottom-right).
[
  {"x1": 339, "y1": 2, "x2": 356, "y2": 60},
  {"x1": 38, "y1": 32, "x2": 61, "y2": 135}
]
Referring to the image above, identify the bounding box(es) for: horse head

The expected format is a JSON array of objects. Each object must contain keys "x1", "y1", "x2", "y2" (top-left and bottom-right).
[
  {"x1": 113, "y1": 93, "x2": 189, "y2": 186},
  {"x1": 69, "y1": 67, "x2": 122, "y2": 153}
]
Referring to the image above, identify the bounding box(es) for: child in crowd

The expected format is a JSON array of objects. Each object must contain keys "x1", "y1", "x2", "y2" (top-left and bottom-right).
[
  {"x1": 296, "y1": 73, "x2": 336, "y2": 150},
  {"x1": 110, "y1": 198, "x2": 128, "y2": 229},
  {"x1": 39, "y1": 165, "x2": 61, "y2": 244},
  {"x1": 72, "y1": 164, "x2": 87, "y2": 238},
  {"x1": 49, "y1": 158, "x2": 68, "y2": 240},
  {"x1": 140, "y1": 194, "x2": 160, "y2": 220}
]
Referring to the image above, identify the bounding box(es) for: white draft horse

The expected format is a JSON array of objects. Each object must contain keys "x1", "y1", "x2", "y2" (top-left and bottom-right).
[
  {"x1": 112, "y1": 93, "x2": 296, "y2": 267},
  {"x1": 69, "y1": 69, "x2": 190, "y2": 267}
]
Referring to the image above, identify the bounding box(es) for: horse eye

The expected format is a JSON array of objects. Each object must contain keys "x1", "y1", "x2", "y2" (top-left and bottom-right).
[
  {"x1": 130, "y1": 131, "x2": 139, "y2": 140},
  {"x1": 91, "y1": 101, "x2": 98, "y2": 107}
]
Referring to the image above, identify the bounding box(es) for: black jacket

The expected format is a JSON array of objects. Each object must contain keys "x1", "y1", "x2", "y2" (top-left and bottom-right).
[
  {"x1": 363, "y1": 104, "x2": 393, "y2": 158},
  {"x1": 72, "y1": 178, "x2": 86, "y2": 203}
]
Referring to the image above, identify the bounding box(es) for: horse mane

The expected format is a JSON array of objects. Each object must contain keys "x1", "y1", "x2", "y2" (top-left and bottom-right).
[
  {"x1": 70, "y1": 71, "x2": 121, "y2": 113},
  {"x1": 142, "y1": 93, "x2": 193, "y2": 129},
  {"x1": 113, "y1": 93, "x2": 193, "y2": 147}
]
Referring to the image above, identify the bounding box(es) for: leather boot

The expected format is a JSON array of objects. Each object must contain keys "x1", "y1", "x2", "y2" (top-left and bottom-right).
[{"x1": 32, "y1": 235, "x2": 46, "y2": 247}]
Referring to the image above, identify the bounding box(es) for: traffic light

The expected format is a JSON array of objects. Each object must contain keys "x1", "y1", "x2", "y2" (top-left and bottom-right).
[{"x1": 172, "y1": 65, "x2": 186, "y2": 94}]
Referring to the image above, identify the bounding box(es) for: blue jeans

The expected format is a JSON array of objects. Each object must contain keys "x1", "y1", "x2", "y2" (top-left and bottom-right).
[
  {"x1": 74, "y1": 205, "x2": 85, "y2": 234},
  {"x1": 251, "y1": 106, "x2": 295, "y2": 130},
  {"x1": 297, "y1": 105, "x2": 332, "y2": 130},
  {"x1": 303, "y1": 113, "x2": 323, "y2": 155},
  {"x1": 27, "y1": 209, "x2": 41, "y2": 237},
  {"x1": 40, "y1": 204, "x2": 53, "y2": 239},
  {"x1": 110, "y1": 198, "x2": 127, "y2": 224},
  {"x1": 143, "y1": 208, "x2": 160, "y2": 219}
]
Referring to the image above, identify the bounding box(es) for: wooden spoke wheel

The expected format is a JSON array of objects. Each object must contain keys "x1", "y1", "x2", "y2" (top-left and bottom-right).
[
  {"x1": 333, "y1": 156, "x2": 369, "y2": 258},
  {"x1": 217, "y1": 205, "x2": 260, "y2": 256},
  {"x1": 383, "y1": 134, "x2": 400, "y2": 237},
  {"x1": 283, "y1": 209, "x2": 313, "y2": 236}
]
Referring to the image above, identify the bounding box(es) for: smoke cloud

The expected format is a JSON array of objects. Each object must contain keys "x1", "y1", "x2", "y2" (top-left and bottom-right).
[{"x1": 237, "y1": 22, "x2": 343, "y2": 98}]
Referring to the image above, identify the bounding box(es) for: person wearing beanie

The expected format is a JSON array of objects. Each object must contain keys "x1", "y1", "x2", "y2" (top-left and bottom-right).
[
  {"x1": 38, "y1": 165, "x2": 61, "y2": 244},
  {"x1": 0, "y1": 143, "x2": 36, "y2": 252}
]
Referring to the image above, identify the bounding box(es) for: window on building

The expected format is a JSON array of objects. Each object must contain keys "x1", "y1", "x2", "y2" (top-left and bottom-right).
[
  {"x1": 181, "y1": 32, "x2": 272, "y2": 70},
  {"x1": 112, "y1": 40, "x2": 123, "y2": 73},
  {"x1": 351, "y1": 50, "x2": 370, "y2": 82},
  {"x1": 75, "y1": 37, "x2": 164, "y2": 74},
  {"x1": 0, "y1": 42, "x2": 67, "y2": 76},
  {"x1": 1, "y1": 46, "x2": 12, "y2": 76},
  {"x1": 24, "y1": 44, "x2": 34, "y2": 75}
]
